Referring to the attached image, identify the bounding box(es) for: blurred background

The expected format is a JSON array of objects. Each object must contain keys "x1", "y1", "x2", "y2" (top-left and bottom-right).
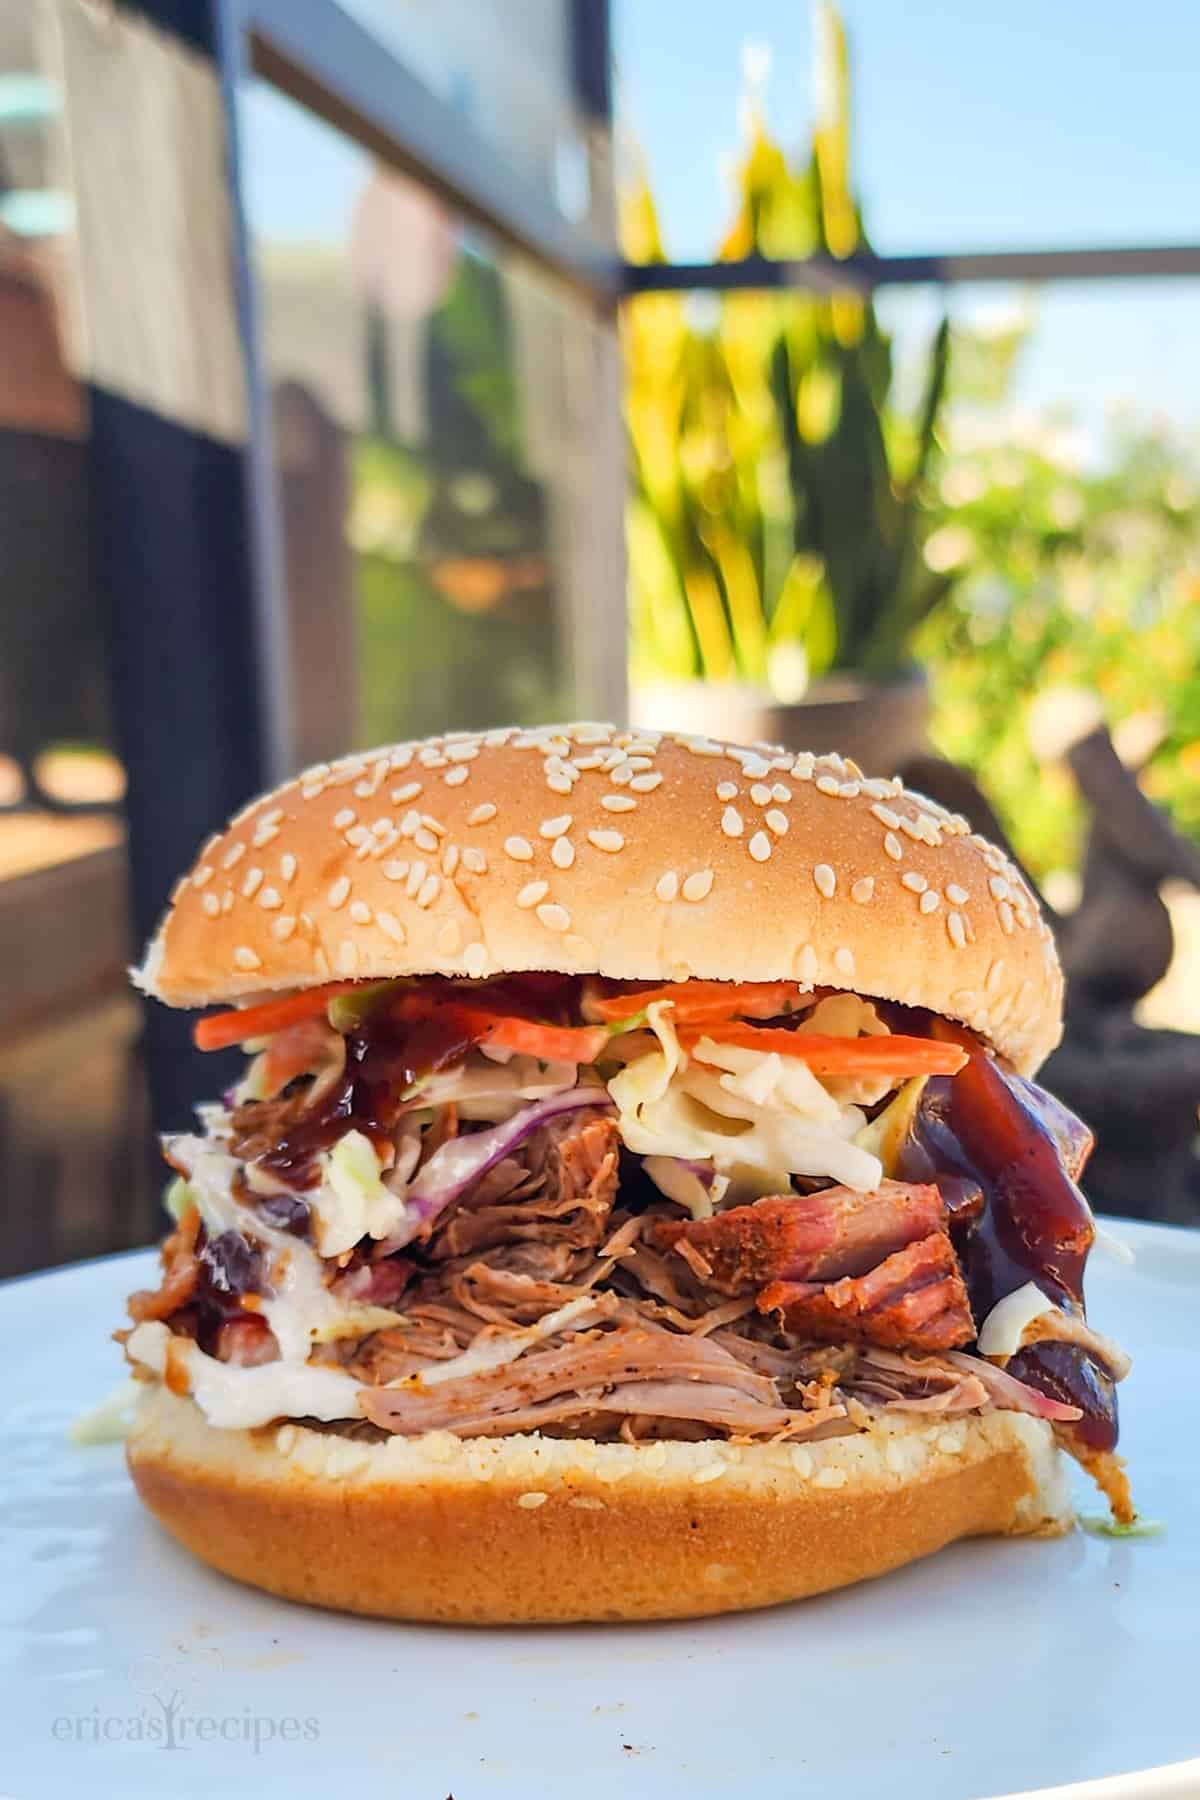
[{"x1": 2, "y1": 0, "x2": 1198, "y2": 1276}]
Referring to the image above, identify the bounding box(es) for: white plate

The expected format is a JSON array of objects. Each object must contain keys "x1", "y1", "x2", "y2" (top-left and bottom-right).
[{"x1": 1, "y1": 1224, "x2": 1197, "y2": 1800}]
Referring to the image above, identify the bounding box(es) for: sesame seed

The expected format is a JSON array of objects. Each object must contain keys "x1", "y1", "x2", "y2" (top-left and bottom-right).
[
  {"x1": 417, "y1": 874, "x2": 441, "y2": 909},
  {"x1": 392, "y1": 782, "x2": 421, "y2": 803},
  {"x1": 946, "y1": 883, "x2": 970, "y2": 906},
  {"x1": 546, "y1": 772, "x2": 573, "y2": 794},
  {"x1": 999, "y1": 901, "x2": 1015, "y2": 935},
  {"x1": 389, "y1": 747, "x2": 413, "y2": 770},
  {"x1": 536, "y1": 902, "x2": 571, "y2": 933},
  {"x1": 609, "y1": 762, "x2": 634, "y2": 786},
  {"x1": 682, "y1": 869, "x2": 714, "y2": 902},
  {"x1": 871, "y1": 803, "x2": 901, "y2": 830},
  {"x1": 241, "y1": 867, "x2": 263, "y2": 899},
  {"x1": 419, "y1": 814, "x2": 447, "y2": 838},
  {"x1": 461, "y1": 848, "x2": 487, "y2": 874},
  {"x1": 252, "y1": 821, "x2": 279, "y2": 848},
  {"x1": 551, "y1": 837, "x2": 575, "y2": 869},
  {"x1": 271, "y1": 914, "x2": 296, "y2": 941},
  {"x1": 517, "y1": 1491, "x2": 548, "y2": 1510},
  {"x1": 468, "y1": 803, "x2": 497, "y2": 826},
  {"x1": 740, "y1": 754, "x2": 771, "y2": 778},
  {"x1": 442, "y1": 844, "x2": 460, "y2": 877},
  {"x1": 816, "y1": 775, "x2": 841, "y2": 797},
  {"x1": 258, "y1": 886, "x2": 283, "y2": 910},
  {"x1": 280, "y1": 853, "x2": 297, "y2": 883},
  {"x1": 681, "y1": 737, "x2": 723, "y2": 758},
  {"x1": 771, "y1": 783, "x2": 791, "y2": 803},
  {"x1": 517, "y1": 880, "x2": 550, "y2": 908},
  {"x1": 233, "y1": 946, "x2": 261, "y2": 971},
  {"x1": 444, "y1": 766, "x2": 469, "y2": 787},
  {"x1": 376, "y1": 910, "x2": 405, "y2": 944},
  {"x1": 327, "y1": 876, "x2": 350, "y2": 908},
  {"x1": 301, "y1": 783, "x2": 325, "y2": 801},
  {"x1": 344, "y1": 826, "x2": 370, "y2": 848},
  {"x1": 602, "y1": 794, "x2": 636, "y2": 813},
  {"x1": 333, "y1": 808, "x2": 356, "y2": 829},
  {"x1": 192, "y1": 865, "x2": 214, "y2": 889},
  {"x1": 813, "y1": 863, "x2": 836, "y2": 898},
  {"x1": 588, "y1": 829, "x2": 625, "y2": 853},
  {"x1": 629, "y1": 772, "x2": 662, "y2": 793},
  {"x1": 834, "y1": 946, "x2": 856, "y2": 978},
  {"x1": 445, "y1": 743, "x2": 479, "y2": 762},
  {"x1": 463, "y1": 943, "x2": 487, "y2": 977},
  {"x1": 765, "y1": 809, "x2": 789, "y2": 836},
  {"x1": 716, "y1": 781, "x2": 738, "y2": 802},
  {"x1": 792, "y1": 752, "x2": 816, "y2": 779},
  {"x1": 437, "y1": 920, "x2": 462, "y2": 954},
  {"x1": 838, "y1": 781, "x2": 861, "y2": 799},
  {"x1": 986, "y1": 959, "x2": 1006, "y2": 994},
  {"x1": 655, "y1": 871, "x2": 679, "y2": 902},
  {"x1": 851, "y1": 877, "x2": 875, "y2": 904},
  {"x1": 399, "y1": 810, "x2": 420, "y2": 838},
  {"x1": 797, "y1": 944, "x2": 818, "y2": 982},
  {"x1": 221, "y1": 891, "x2": 234, "y2": 913},
  {"x1": 383, "y1": 860, "x2": 409, "y2": 882},
  {"x1": 414, "y1": 827, "x2": 439, "y2": 853},
  {"x1": 750, "y1": 783, "x2": 772, "y2": 806},
  {"x1": 504, "y1": 836, "x2": 534, "y2": 862},
  {"x1": 418, "y1": 748, "x2": 447, "y2": 768},
  {"x1": 572, "y1": 753, "x2": 603, "y2": 771},
  {"x1": 349, "y1": 900, "x2": 372, "y2": 924},
  {"x1": 902, "y1": 871, "x2": 928, "y2": 894},
  {"x1": 539, "y1": 815, "x2": 572, "y2": 838},
  {"x1": 222, "y1": 842, "x2": 245, "y2": 871},
  {"x1": 989, "y1": 875, "x2": 1010, "y2": 902},
  {"x1": 748, "y1": 831, "x2": 772, "y2": 863},
  {"x1": 947, "y1": 911, "x2": 967, "y2": 949},
  {"x1": 201, "y1": 893, "x2": 220, "y2": 917},
  {"x1": 920, "y1": 890, "x2": 941, "y2": 914},
  {"x1": 721, "y1": 807, "x2": 744, "y2": 838},
  {"x1": 884, "y1": 832, "x2": 903, "y2": 861},
  {"x1": 313, "y1": 947, "x2": 330, "y2": 977},
  {"x1": 337, "y1": 939, "x2": 359, "y2": 974}
]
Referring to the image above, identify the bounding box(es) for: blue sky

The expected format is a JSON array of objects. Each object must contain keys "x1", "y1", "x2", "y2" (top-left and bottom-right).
[
  {"x1": 615, "y1": 0, "x2": 1199, "y2": 258},
  {"x1": 614, "y1": 0, "x2": 1200, "y2": 446}
]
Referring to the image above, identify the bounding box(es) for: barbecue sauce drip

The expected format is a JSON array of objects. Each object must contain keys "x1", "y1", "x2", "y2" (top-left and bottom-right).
[
  {"x1": 253, "y1": 1013, "x2": 477, "y2": 1190},
  {"x1": 896, "y1": 1051, "x2": 1117, "y2": 1452}
]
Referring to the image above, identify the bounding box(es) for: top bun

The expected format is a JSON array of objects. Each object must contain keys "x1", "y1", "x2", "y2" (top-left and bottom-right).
[{"x1": 136, "y1": 723, "x2": 1062, "y2": 1072}]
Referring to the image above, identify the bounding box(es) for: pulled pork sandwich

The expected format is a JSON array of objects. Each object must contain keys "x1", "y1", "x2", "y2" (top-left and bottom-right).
[{"x1": 121, "y1": 724, "x2": 1134, "y2": 1623}]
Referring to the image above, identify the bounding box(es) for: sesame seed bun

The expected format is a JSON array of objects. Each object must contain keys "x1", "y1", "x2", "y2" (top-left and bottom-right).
[
  {"x1": 127, "y1": 1385, "x2": 1071, "y2": 1624},
  {"x1": 136, "y1": 723, "x2": 1062, "y2": 1073}
]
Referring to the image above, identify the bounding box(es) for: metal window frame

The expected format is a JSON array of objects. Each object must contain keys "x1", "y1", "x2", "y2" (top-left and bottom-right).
[
  {"x1": 213, "y1": 0, "x2": 622, "y2": 783},
  {"x1": 621, "y1": 245, "x2": 1200, "y2": 296}
]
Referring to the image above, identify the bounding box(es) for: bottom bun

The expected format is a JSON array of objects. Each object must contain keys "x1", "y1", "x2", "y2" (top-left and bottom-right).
[{"x1": 127, "y1": 1386, "x2": 1072, "y2": 1624}]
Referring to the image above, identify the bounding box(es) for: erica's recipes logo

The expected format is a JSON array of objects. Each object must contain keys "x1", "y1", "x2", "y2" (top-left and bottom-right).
[{"x1": 49, "y1": 1655, "x2": 319, "y2": 1754}]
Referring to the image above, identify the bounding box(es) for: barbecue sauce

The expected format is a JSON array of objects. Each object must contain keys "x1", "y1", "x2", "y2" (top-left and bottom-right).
[
  {"x1": 252, "y1": 1012, "x2": 478, "y2": 1190},
  {"x1": 896, "y1": 1052, "x2": 1117, "y2": 1452}
]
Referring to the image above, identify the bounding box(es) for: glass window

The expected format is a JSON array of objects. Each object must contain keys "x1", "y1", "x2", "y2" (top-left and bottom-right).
[
  {"x1": 240, "y1": 80, "x2": 624, "y2": 770},
  {"x1": 334, "y1": 0, "x2": 593, "y2": 220}
]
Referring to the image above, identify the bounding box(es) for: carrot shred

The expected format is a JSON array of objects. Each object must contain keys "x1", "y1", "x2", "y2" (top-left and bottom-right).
[
  {"x1": 592, "y1": 979, "x2": 808, "y2": 1024},
  {"x1": 680, "y1": 1023, "x2": 967, "y2": 1076},
  {"x1": 440, "y1": 1007, "x2": 609, "y2": 1064},
  {"x1": 193, "y1": 982, "x2": 360, "y2": 1051}
]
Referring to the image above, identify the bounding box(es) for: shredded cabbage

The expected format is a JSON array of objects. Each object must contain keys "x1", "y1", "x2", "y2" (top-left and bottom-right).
[
  {"x1": 607, "y1": 1008, "x2": 884, "y2": 1197},
  {"x1": 317, "y1": 1129, "x2": 411, "y2": 1257},
  {"x1": 419, "y1": 1052, "x2": 578, "y2": 1121}
]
